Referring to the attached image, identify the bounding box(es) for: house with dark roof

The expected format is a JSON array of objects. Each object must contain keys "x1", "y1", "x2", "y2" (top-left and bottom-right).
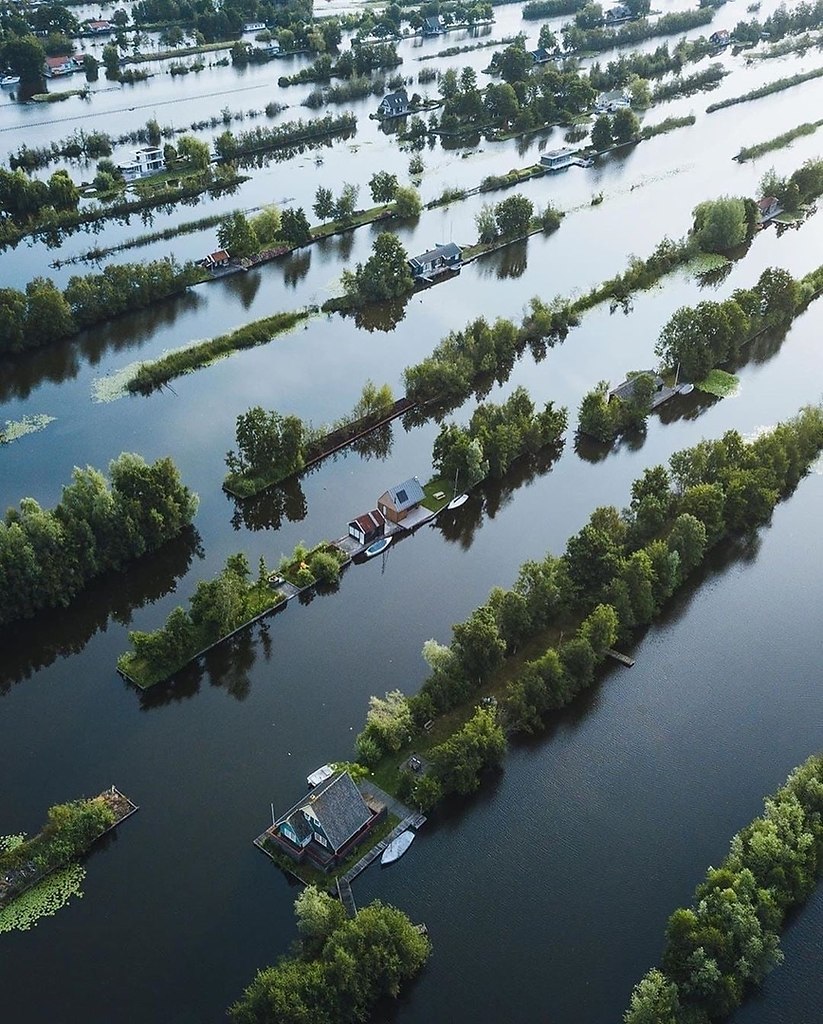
[
  {"x1": 408, "y1": 242, "x2": 462, "y2": 280},
  {"x1": 378, "y1": 477, "x2": 425, "y2": 524},
  {"x1": 709, "y1": 29, "x2": 731, "y2": 47},
  {"x1": 203, "y1": 249, "x2": 231, "y2": 269},
  {"x1": 348, "y1": 509, "x2": 385, "y2": 545},
  {"x1": 422, "y1": 14, "x2": 445, "y2": 35},
  {"x1": 608, "y1": 371, "x2": 665, "y2": 404},
  {"x1": 757, "y1": 196, "x2": 780, "y2": 222},
  {"x1": 528, "y1": 47, "x2": 555, "y2": 65},
  {"x1": 271, "y1": 771, "x2": 386, "y2": 871},
  {"x1": 376, "y1": 89, "x2": 410, "y2": 120},
  {"x1": 605, "y1": 3, "x2": 632, "y2": 22}
]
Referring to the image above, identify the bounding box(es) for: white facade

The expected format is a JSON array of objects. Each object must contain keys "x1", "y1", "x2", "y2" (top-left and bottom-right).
[{"x1": 119, "y1": 147, "x2": 164, "y2": 182}]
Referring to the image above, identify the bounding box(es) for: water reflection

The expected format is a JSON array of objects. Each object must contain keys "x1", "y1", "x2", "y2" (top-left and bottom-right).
[
  {"x1": 229, "y1": 474, "x2": 308, "y2": 532},
  {"x1": 0, "y1": 527, "x2": 201, "y2": 695},
  {"x1": 282, "y1": 249, "x2": 312, "y2": 288},
  {"x1": 437, "y1": 442, "x2": 566, "y2": 550},
  {"x1": 477, "y1": 238, "x2": 529, "y2": 280},
  {"x1": 224, "y1": 266, "x2": 263, "y2": 308},
  {"x1": 0, "y1": 290, "x2": 204, "y2": 402}
]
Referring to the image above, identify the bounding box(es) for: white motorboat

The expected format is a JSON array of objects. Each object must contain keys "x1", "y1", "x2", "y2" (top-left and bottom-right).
[{"x1": 1, "y1": 75, "x2": 21, "y2": 87}]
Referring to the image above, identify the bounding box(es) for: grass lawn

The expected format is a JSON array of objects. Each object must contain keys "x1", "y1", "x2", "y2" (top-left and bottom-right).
[
  {"x1": 310, "y1": 204, "x2": 393, "y2": 240},
  {"x1": 420, "y1": 476, "x2": 453, "y2": 513}
]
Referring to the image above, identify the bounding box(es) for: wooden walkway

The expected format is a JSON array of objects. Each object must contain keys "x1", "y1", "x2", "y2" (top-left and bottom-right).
[{"x1": 605, "y1": 648, "x2": 635, "y2": 667}]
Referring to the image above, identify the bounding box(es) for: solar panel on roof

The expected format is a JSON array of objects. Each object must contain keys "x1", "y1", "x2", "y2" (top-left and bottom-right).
[{"x1": 396, "y1": 488, "x2": 408, "y2": 503}]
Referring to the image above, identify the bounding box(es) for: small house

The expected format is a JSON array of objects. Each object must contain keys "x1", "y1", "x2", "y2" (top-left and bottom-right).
[
  {"x1": 271, "y1": 771, "x2": 386, "y2": 872},
  {"x1": 422, "y1": 14, "x2": 445, "y2": 35},
  {"x1": 709, "y1": 29, "x2": 730, "y2": 46},
  {"x1": 377, "y1": 477, "x2": 425, "y2": 524},
  {"x1": 84, "y1": 19, "x2": 113, "y2": 34},
  {"x1": 608, "y1": 371, "x2": 665, "y2": 404},
  {"x1": 376, "y1": 89, "x2": 410, "y2": 119},
  {"x1": 203, "y1": 249, "x2": 231, "y2": 269},
  {"x1": 540, "y1": 148, "x2": 582, "y2": 171},
  {"x1": 408, "y1": 242, "x2": 462, "y2": 280},
  {"x1": 243, "y1": 20, "x2": 267, "y2": 31},
  {"x1": 348, "y1": 509, "x2": 385, "y2": 545},
  {"x1": 595, "y1": 90, "x2": 631, "y2": 113},
  {"x1": 528, "y1": 47, "x2": 555, "y2": 65},
  {"x1": 43, "y1": 55, "x2": 81, "y2": 77},
  {"x1": 118, "y1": 146, "x2": 164, "y2": 182},
  {"x1": 757, "y1": 196, "x2": 780, "y2": 221},
  {"x1": 605, "y1": 4, "x2": 632, "y2": 22}
]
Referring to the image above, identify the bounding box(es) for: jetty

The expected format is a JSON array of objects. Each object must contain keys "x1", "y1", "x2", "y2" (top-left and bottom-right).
[{"x1": 605, "y1": 648, "x2": 636, "y2": 667}]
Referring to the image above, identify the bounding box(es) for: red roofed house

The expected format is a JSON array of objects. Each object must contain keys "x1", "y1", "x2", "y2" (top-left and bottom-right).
[
  {"x1": 757, "y1": 196, "x2": 780, "y2": 222},
  {"x1": 203, "y1": 249, "x2": 231, "y2": 269},
  {"x1": 44, "y1": 55, "x2": 81, "y2": 77},
  {"x1": 348, "y1": 509, "x2": 385, "y2": 545}
]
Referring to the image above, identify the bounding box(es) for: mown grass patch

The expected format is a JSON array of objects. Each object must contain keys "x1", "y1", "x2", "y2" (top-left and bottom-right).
[{"x1": 696, "y1": 369, "x2": 740, "y2": 397}]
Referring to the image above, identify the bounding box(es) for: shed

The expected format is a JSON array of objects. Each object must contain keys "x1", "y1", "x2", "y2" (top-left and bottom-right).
[
  {"x1": 408, "y1": 242, "x2": 462, "y2": 279},
  {"x1": 203, "y1": 249, "x2": 231, "y2": 268},
  {"x1": 377, "y1": 477, "x2": 425, "y2": 523},
  {"x1": 348, "y1": 509, "x2": 385, "y2": 545}
]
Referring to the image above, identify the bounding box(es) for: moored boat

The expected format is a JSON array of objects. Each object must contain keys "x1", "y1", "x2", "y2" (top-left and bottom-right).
[
  {"x1": 446, "y1": 493, "x2": 468, "y2": 510},
  {"x1": 307, "y1": 764, "x2": 334, "y2": 788},
  {"x1": 364, "y1": 536, "x2": 392, "y2": 558},
  {"x1": 1, "y1": 75, "x2": 21, "y2": 87},
  {"x1": 381, "y1": 830, "x2": 415, "y2": 865}
]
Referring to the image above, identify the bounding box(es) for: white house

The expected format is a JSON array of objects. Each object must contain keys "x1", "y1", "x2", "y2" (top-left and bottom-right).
[
  {"x1": 243, "y1": 21, "x2": 267, "y2": 31},
  {"x1": 540, "y1": 148, "x2": 583, "y2": 171},
  {"x1": 119, "y1": 147, "x2": 164, "y2": 182},
  {"x1": 594, "y1": 90, "x2": 631, "y2": 113}
]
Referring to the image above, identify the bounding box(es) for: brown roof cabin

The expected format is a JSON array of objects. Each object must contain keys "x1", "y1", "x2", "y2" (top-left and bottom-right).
[
  {"x1": 271, "y1": 771, "x2": 386, "y2": 872},
  {"x1": 348, "y1": 509, "x2": 385, "y2": 545},
  {"x1": 203, "y1": 249, "x2": 231, "y2": 268},
  {"x1": 377, "y1": 477, "x2": 425, "y2": 524}
]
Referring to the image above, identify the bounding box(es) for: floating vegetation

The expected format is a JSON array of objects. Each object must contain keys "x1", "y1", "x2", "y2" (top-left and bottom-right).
[
  {"x1": 684, "y1": 252, "x2": 730, "y2": 275},
  {"x1": 91, "y1": 362, "x2": 145, "y2": 403},
  {"x1": 696, "y1": 369, "x2": 740, "y2": 397},
  {"x1": 0, "y1": 834, "x2": 25, "y2": 853},
  {"x1": 0, "y1": 864, "x2": 85, "y2": 933},
  {"x1": 0, "y1": 414, "x2": 56, "y2": 445}
]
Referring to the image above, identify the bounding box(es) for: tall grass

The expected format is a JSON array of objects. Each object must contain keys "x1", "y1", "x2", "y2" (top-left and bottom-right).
[
  {"x1": 735, "y1": 119, "x2": 823, "y2": 161},
  {"x1": 707, "y1": 66, "x2": 823, "y2": 112}
]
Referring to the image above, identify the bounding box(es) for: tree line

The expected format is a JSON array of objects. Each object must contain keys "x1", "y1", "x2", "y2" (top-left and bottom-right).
[
  {"x1": 224, "y1": 381, "x2": 395, "y2": 495},
  {"x1": 229, "y1": 889, "x2": 431, "y2": 1023},
  {"x1": 0, "y1": 454, "x2": 198, "y2": 627},
  {"x1": 213, "y1": 111, "x2": 357, "y2": 161},
  {"x1": 0, "y1": 257, "x2": 204, "y2": 356},
  {"x1": 352, "y1": 405, "x2": 823, "y2": 809},
  {"x1": 116, "y1": 552, "x2": 282, "y2": 688},
  {"x1": 432, "y1": 385, "x2": 567, "y2": 489},
  {"x1": 625, "y1": 753, "x2": 823, "y2": 1023},
  {"x1": 0, "y1": 797, "x2": 116, "y2": 878}
]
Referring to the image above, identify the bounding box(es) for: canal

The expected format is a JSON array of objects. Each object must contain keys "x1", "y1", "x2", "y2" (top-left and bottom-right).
[{"x1": 1, "y1": 4, "x2": 822, "y2": 1020}]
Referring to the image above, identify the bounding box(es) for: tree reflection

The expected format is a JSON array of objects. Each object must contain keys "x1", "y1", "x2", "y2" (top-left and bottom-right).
[
  {"x1": 229, "y1": 475, "x2": 308, "y2": 532},
  {"x1": 0, "y1": 527, "x2": 202, "y2": 695},
  {"x1": 282, "y1": 250, "x2": 312, "y2": 288},
  {"x1": 436, "y1": 442, "x2": 565, "y2": 550}
]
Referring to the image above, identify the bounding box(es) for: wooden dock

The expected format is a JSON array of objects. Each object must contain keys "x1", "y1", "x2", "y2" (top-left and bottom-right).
[{"x1": 605, "y1": 648, "x2": 635, "y2": 667}]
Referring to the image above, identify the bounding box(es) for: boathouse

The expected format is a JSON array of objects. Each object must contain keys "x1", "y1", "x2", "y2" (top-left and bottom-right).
[
  {"x1": 377, "y1": 477, "x2": 425, "y2": 524},
  {"x1": 408, "y1": 242, "x2": 462, "y2": 280},
  {"x1": 271, "y1": 771, "x2": 386, "y2": 872},
  {"x1": 348, "y1": 509, "x2": 385, "y2": 545},
  {"x1": 608, "y1": 371, "x2": 665, "y2": 404},
  {"x1": 376, "y1": 89, "x2": 410, "y2": 119}
]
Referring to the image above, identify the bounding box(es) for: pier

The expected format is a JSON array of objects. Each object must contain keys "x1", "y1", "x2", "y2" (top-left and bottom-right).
[{"x1": 605, "y1": 648, "x2": 636, "y2": 667}]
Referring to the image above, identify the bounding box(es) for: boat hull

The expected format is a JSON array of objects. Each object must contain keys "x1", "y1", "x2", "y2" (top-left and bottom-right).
[{"x1": 381, "y1": 830, "x2": 415, "y2": 865}]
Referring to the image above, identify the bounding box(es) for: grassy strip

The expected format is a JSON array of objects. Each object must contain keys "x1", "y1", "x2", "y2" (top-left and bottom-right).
[
  {"x1": 735, "y1": 119, "x2": 823, "y2": 161},
  {"x1": 696, "y1": 368, "x2": 740, "y2": 396},
  {"x1": 52, "y1": 211, "x2": 234, "y2": 267},
  {"x1": 126, "y1": 40, "x2": 233, "y2": 64},
  {"x1": 707, "y1": 65, "x2": 823, "y2": 113},
  {"x1": 417, "y1": 34, "x2": 522, "y2": 61},
  {"x1": 639, "y1": 114, "x2": 696, "y2": 140},
  {"x1": 125, "y1": 308, "x2": 316, "y2": 394},
  {"x1": 31, "y1": 88, "x2": 88, "y2": 103}
]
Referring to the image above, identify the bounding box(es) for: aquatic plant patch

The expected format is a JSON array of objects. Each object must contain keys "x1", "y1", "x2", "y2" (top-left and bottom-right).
[
  {"x1": 0, "y1": 864, "x2": 85, "y2": 933},
  {"x1": 696, "y1": 369, "x2": 740, "y2": 397},
  {"x1": 0, "y1": 414, "x2": 56, "y2": 445}
]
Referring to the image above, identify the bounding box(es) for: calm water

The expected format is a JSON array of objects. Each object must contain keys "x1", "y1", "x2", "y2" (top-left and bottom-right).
[{"x1": 1, "y1": 4, "x2": 823, "y2": 1021}]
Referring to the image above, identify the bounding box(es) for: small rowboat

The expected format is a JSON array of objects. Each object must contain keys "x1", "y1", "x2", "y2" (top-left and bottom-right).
[
  {"x1": 381, "y1": 830, "x2": 415, "y2": 866},
  {"x1": 446, "y1": 493, "x2": 468, "y2": 510},
  {"x1": 1, "y1": 75, "x2": 21, "y2": 87},
  {"x1": 364, "y1": 536, "x2": 392, "y2": 558}
]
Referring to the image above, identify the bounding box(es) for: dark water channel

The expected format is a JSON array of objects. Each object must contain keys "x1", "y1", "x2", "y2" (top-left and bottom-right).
[{"x1": 2, "y1": 3, "x2": 823, "y2": 1021}]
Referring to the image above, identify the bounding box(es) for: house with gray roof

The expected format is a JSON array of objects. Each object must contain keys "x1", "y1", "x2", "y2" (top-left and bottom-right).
[
  {"x1": 378, "y1": 477, "x2": 425, "y2": 524},
  {"x1": 271, "y1": 771, "x2": 385, "y2": 871},
  {"x1": 408, "y1": 242, "x2": 462, "y2": 280},
  {"x1": 376, "y1": 89, "x2": 410, "y2": 119},
  {"x1": 422, "y1": 14, "x2": 445, "y2": 35}
]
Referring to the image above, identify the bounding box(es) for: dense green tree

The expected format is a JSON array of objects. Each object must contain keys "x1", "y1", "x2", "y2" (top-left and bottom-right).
[
  {"x1": 612, "y1": 106, "x2": 640, "y2": 143},
  {"x1": 1, "y1": 35, "x2": 46, "y2": 80},
  {"x1": 667, "y1": 513, "x2": 707, "y2": 575},
  {"x1": 280, "y1": 207, "x2": 312, "y2": 246},
  {"x1": 24, "y1": 277, "x2": 74, "y2": 346},
  {"x1": 217, "y1": 212, "x2": 258, "y2": 259},
  {"x1": 176, "y1": 134, "x2": 210, "y2": 170},
  {"x1": 624, "y1": 969, "x2": 681, "y2": 1024},
  {"x1": 692, "y1": 196, "x2": 748, "y2": 253},
  {"x1": 393, "y1": 185, "x2": 422, "y2": 218},
  {"x1": 591, "y1": 114, "x2": 613, "y2": 151},
  {"x1": 341, "y1": 232, "x2": 414, "y2": 304},
  {"x1": 579, "y1": 603, "x2": 619, "y2": 656},
  {"x1": 494, "y1": 194, "x2": 533, "y2": 237},
  {"x1": 312, "y1": 185, "x2": 334, "y2": 221},
  {"x1": 452, "y1": 605, "x2": 506, "y2": 682},
  {"x1": 250, "y1": 206, "x2": 282, "y2": 245},
  {"x1": 368, "y1": 170, "x2": 398, "y2": 204},
  {"x1": 497, "y1": 44, "x2": 532, "y2": 84}
]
